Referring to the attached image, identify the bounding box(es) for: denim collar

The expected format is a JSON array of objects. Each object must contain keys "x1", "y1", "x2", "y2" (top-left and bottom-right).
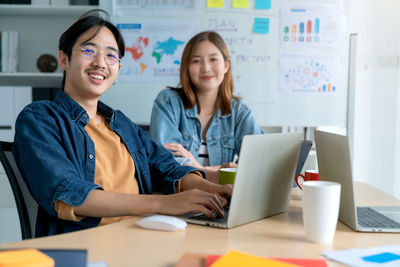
[
  {"x1": 185, "y1": 103, "x2": 231, "y2": 119},
  {"x1": 54, "y1": 90, "x2": 114, "y2": 124}
]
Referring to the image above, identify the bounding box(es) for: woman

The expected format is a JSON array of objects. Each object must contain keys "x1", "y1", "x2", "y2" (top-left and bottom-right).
[{"x1": 150, "y1": 31, "x2": 262, "y2": 183}]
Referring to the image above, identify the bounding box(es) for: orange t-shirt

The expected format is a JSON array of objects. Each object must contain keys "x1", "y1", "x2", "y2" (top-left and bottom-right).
[{"x1": 55, "y1": 117, "x2": 138, "y2": 225}]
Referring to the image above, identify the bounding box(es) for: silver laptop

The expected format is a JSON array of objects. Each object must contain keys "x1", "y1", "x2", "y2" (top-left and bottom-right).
[
  {"x1": 180, "y1": 133, "x2": 302, "y2": 228},
  {"x1": 315, "y1": 130, "x2": 400, "y2": 232}
]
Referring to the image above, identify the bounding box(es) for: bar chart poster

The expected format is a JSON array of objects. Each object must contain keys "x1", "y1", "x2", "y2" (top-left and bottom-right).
[
  {"x1": 279, "y1": 54, "x2": 339, "y2": 94},
  {"x1": 280, "y1": 3, "x2": 342, "y2": 48}
]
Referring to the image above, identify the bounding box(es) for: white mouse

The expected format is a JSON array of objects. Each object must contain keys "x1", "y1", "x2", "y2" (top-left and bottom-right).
[{"x1": 136, "y1": 215, "x2": 187, "y2": 231}]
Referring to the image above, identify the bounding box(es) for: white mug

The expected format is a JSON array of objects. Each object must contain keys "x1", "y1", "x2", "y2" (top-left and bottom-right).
[{"x1": 302, "y1": 181, "x2": 341, "y2": 243}]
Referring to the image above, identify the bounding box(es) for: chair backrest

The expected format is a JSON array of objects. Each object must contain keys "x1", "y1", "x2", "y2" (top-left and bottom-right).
[{"x1": 0, "y1": 141, "x2": 37, "y2": 239}]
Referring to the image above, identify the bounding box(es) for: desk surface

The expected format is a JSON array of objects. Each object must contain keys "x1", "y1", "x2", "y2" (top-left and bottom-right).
[{"x1": 0, "y1": 182, "x2": 399, "y2": 267}]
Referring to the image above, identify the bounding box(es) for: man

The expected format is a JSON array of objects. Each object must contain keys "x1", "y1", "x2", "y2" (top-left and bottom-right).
[{"x1": 13, "y1": 11, "x2": 232, "y2": 237}]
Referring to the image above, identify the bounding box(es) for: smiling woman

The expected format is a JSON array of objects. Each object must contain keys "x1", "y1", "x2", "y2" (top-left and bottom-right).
[{"x1": 149, "y1": 31, "x2": 263, "y2": 183}]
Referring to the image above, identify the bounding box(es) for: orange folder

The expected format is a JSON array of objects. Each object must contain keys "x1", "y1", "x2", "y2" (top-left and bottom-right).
[
  {"x1": 175, "y1": 252, "x2": 328, "y2": 267},
  {"x1": 209, "y1": 251, "x2": 300, "y2": 267},
  {"x1": 205, "y1": 252, "x2": 328, "y2": 267},
  {"x1": 0, "y1": 249, "x2": 55, "y2": 267}
]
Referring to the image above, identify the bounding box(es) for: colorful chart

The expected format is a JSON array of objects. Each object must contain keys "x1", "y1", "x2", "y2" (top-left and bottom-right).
[
  {"x1": 280, "y1": 54, "x2": 339, "y2": 94},
  {"x1": 282, "y1": 17, "x2": 320, "y2": 43},
  {"x1": 280, "y1": 3, "x2": 342, "y2": 48}
]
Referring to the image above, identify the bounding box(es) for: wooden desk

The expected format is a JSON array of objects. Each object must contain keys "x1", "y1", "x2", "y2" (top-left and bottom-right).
[{"x1": 0, "y1": 182, "x2": 399, "y2": 267}]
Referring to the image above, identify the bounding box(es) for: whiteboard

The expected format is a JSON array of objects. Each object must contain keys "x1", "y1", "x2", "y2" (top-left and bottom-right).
[{"x1": 99, "y1": 0, "x2": 348, "y2": 127}]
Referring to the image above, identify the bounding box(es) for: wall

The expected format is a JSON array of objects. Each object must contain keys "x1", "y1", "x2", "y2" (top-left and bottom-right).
[
  {"x1": 395, "y1": 45, "x2": 400, "y2": 199},
  {"x1": 349, "y1": 0, "x2": 400, "y2": 199},
  {"x1": 0, "y1": 166, "x2": 21, "y2": 244},
  {"x1": 100, "y1": 0, "x2": 349, "y2": 127}
]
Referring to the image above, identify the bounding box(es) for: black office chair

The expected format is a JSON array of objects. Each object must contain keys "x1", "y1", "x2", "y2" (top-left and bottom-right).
[{"x1": 0, "y1": 141, "x2": 37, "y2": 239}]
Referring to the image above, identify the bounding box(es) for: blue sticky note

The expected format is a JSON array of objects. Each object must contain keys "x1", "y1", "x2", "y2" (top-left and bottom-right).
[
  {"x1": 362, "y1": 252, "x2": 400, "y2": 263},
  {"x1": 253, "y1": 18, "x2": 270, "y2": 34},
  {"x1": 255, "y1": 0, "x2": 271, "y2": 9}
]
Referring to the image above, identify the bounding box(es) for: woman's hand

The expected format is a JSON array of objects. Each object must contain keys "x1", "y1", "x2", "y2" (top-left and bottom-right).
[
  {"x1": 220, "y1": 162, "x2": 238, "y2": 169},
  {"x1": 164, "y1": 143, "x2": 203, "y2": 168},
  {"x1": 203, "y1": 162, "x2": 238, "y2": 183}
]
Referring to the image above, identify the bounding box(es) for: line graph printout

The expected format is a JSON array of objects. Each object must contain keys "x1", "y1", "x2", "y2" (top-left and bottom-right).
[
  {"x1": 280, "y1": 54, "x2": 339, "y2": 95},
  {"x1": 117, "y1": 21, "x2": 199, "y2": 83},
  {"x1": 280, "y1": 3, "x2": 342, "y2": 48}
]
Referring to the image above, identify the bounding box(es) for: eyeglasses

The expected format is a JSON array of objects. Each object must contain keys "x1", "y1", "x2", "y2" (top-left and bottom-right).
[{"x1": 72, "y1": 47, "x2": 120, "y2": 65}]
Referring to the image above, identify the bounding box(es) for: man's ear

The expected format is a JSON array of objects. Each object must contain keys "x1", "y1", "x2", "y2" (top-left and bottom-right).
[
  {"x1": 58, "y1": 50, "x2": 69, "y2": 71},
  {"x1": 113, "y1": 62, "x2": 122, "y2": 82}
]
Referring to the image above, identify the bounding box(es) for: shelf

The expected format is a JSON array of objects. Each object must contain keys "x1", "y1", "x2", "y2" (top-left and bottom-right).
[
  {"x1": 0, "y1": 72, "x2": 62, "y2": 88},
  {"x1": 0, "y1": 5, "x2": 98, "y2": 16}
]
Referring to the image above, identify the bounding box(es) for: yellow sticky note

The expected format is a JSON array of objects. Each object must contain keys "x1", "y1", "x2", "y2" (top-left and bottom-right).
[
  {"x1": 0, "y1": 249, "x2": 55, "y2": 267},
  {"x1": 232, "y1": 0, "x2": 249, "y2": 8},
  {"x1": 210, "y1": 251, "x2": 300, "y2": 267},
  {"x1": 207, "y1": 0, "x2": 223, "y2": 8}
]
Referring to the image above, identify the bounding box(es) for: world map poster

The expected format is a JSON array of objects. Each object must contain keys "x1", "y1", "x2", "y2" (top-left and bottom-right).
[{"x1": 116, "y1": 21, "x2": 199, "y2": 83}]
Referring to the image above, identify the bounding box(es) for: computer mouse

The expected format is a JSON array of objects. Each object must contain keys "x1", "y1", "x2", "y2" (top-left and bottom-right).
[{"x1": 136, "y1": 215, "x2": 187, "y2": 231}]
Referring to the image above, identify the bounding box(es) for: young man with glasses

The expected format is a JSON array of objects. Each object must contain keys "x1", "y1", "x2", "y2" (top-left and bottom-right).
[{"x1": 12, "y1": 11, "x2": 232, "y2": 237}]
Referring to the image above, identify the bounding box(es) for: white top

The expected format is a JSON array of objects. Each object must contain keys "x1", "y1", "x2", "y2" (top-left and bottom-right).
[{"x1": 197, "y1": 140, "x2": 210, "y2": 166}]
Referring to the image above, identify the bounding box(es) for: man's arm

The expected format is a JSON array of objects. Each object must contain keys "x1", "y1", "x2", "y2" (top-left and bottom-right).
[
  {"x1": 75, "y1": 172, "x2": 232, "y2": 218},
  {"x1": 14, "y1": 107, "x2": 101, "y2": 220}
]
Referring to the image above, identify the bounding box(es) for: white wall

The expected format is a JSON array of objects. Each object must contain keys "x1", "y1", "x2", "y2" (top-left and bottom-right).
[
  {"x1": 349, "y1": 0, "x2": 400, "y2": 199},
  {"x1": 395, "y1": 39, "x2": 400, "y2": 199}
]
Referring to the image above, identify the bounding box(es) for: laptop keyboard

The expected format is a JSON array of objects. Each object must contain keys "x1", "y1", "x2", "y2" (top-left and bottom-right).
[
  {"x1": 187, "y1": 207, "x2": 230, "y2": 223},
  {"x1": 357, "y1": 207, "x2": 400, "y2": 229}
]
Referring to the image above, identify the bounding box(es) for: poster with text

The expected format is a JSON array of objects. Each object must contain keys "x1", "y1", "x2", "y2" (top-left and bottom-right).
[
  {"x1": 117, "y1": 21, "x2": 199, "y2": 83},
  {"x1": 280, "y1": 54, "x2": 340, "y2": 94},
  {"x1": 112, "y1": 0, "x2": 196, "y2": 16},
  {"x1": 280, "y1": 3, "x2": 343, "y2": 48}
]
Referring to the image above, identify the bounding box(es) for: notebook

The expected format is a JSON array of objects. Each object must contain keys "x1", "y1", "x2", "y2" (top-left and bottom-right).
[
  {"x1": 314, "y1": 130, "x2": 400, "y2": 232},
  {"x1": 180, "y1": 133, "x2": 302, "y2": 228},
  {"x1": 39, "y1": 249, "x2": 87, "y2": 267}
]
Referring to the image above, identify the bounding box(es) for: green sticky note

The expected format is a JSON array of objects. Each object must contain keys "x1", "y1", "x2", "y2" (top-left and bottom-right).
[
  {"x1": 207, "y1": 0, "x2": 223, "y2": 8},
  {"x1": 233, "y1": 0, "x2": 249, "y2": 8}
]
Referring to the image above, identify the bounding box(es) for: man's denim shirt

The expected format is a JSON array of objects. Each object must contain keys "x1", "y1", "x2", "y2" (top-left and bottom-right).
[
  {"x1": 150, "y1": 89, "x2": 263, "y2": 166},
  {"x1": 13, "y1": 90, "x2": 199, "y2": 237}
]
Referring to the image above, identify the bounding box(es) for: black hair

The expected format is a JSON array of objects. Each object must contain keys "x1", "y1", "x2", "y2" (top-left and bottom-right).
[{"x1": 58, "y1": 9, "x2": 125, "y2": 89}]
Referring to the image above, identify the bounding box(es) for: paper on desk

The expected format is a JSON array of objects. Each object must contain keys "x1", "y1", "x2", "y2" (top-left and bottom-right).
[
  {"x1": 87, "y1": 262, "x2": 108, "y2": 267},
  {"x1": 322, "y1": 245, "x2": 400, "y2": 266},
  {"x1": 210, "y1": 250, "x2": 300, "y2": 267}
]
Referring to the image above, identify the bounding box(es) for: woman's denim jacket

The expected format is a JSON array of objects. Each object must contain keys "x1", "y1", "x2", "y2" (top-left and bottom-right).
[
  {"x1": 150, "y1": 89, "x2": 263, "y2": 166},
  {"x1": 13, "y1": 90, "x2": 199, "y2": 237}
]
